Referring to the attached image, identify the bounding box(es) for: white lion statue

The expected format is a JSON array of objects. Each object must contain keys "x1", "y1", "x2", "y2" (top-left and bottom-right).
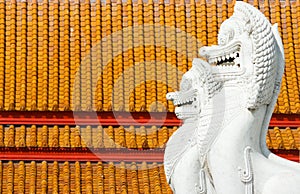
[{"x1": 164, "y1": 2, "x2": 300, "y2": 194}]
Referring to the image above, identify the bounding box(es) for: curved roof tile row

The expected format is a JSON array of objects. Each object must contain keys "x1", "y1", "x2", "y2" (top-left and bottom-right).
[
  {"x1": 0, "y1": 124, "x2": 299, "y2": 150},
  {"x1": 0, "y1": 125, "x2": 176, "y2": 149},
  {"x1": 0, "y1": 160, "x2": 172, "y2": 194}
]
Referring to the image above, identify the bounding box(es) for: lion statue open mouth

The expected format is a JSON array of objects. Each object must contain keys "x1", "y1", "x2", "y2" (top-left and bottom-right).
[{"x1": 164, "y1": 2, "x2": 300, "y2": 194}]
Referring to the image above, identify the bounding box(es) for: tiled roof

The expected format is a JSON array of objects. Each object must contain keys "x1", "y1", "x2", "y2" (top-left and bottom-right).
[
  {"x1": 0, "y1": 0, "x2": 299, "y2": 192},
  {"x1": 0, "y1": 0, "x2": 298, "y2": 113},
  {"x1": 0, "y1": 124, "x2": 299, "y2": 151},
  {"x1": 0, "y1": 160, "x2": 172, "y2": 193}
]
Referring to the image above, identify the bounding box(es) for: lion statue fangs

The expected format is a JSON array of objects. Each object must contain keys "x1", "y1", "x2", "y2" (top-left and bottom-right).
[{"x1": 164, "y1": 2, "x2": 300, "y2": 194}]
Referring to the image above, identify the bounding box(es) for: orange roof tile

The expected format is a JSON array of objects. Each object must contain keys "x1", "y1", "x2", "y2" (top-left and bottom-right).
[{"x1": 0, "y1": 0, "x2": 298, "y2": 112}]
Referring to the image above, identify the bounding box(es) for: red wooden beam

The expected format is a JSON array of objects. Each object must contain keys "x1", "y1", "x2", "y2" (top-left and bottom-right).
[
  {"x1": 0, "y1": 111, "x2": 181, "y2": 126},
  {"x1": 269, "y1": 114, "x2": 300, "y2": 127},
  {"x1": 270, "y1": 149, "x2": 300, "y2": 162},
  {"x1": 0, "y1": 111, "x2": 299, "y2": 127},
  {"x1": 0, "y1": 148, "x2": 164, "y2": 162},
  {"x1": 0, "y1": 147, "x2": 298, "y2": 163}
]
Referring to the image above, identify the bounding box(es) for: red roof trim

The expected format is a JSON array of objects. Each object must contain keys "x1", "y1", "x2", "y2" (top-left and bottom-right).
[
  {"x1": 0, "y1": 148, "x2": 164, "y2": 162},
  {"x1": 0, "y1": 147, "x2": 298, "y2": 162},
  {"x1": 0, "y1": 111, "x2": 299, "y2": 127},
  {"x1": 269, "y1": 114, "x2": 300, "y2": 127},
  {"x1": 0, "y1": 111, "x2": 180, "y2": 126},
  {"x1": 270, "y1": 149, "x2": 300, "y2": 162}
]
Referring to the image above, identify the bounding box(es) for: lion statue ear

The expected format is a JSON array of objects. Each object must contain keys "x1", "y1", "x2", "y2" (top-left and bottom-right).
[
  {"x1": 233, "y1": 2, "x2": 278, "y2": 110},
  {"x1": 272, "y1": 23, "x2": 285, "y2": 61},
  {"x1": 259, "y1": 23, "x2": 285, "y2": 155}
]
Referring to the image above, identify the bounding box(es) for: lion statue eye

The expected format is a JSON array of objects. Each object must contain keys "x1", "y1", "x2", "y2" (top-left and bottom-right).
[
  {"x1": 218, "y1": 30, "x2": 234, "y2": 46},
  {"x1": 180, "y1": 78, "x2": 192, "y2": 91},
  {"x1": 218, "y1": 36, "x2": 227, "y2": 46}
]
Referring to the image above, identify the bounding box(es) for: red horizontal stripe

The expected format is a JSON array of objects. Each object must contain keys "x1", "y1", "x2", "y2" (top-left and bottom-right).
[
  {"x1": 0, "y1": 147, "x2": 298, "y2": 163},
  {"x1": 0, "y1": 111, "x2": 299, "y2": 127},
  {"x1": 0, "y1": 148, "x2": 164, "y2": 162}
]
